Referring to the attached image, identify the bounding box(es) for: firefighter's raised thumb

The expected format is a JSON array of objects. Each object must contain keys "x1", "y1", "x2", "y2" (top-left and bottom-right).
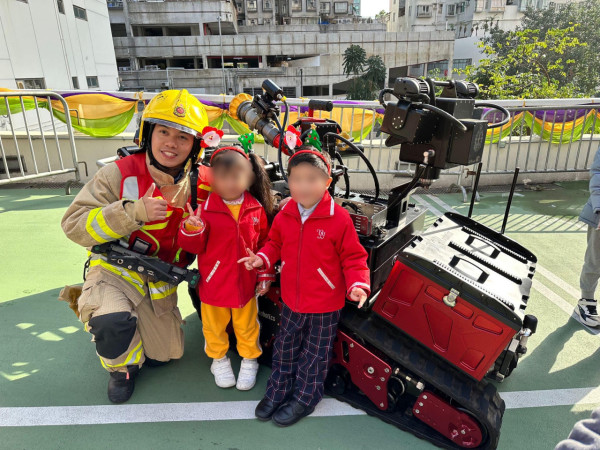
[{"x1": 143, "y1": 183, "x2": 156, "y2": 198}]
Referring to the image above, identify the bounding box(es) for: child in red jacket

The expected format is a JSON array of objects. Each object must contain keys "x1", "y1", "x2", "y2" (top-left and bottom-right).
[
  {"x1": 178, "y1": 135, "x2": 274, "y2": 391},
  {"x1": 239, "y1": 136, "x2": 370, "y2": 426}
]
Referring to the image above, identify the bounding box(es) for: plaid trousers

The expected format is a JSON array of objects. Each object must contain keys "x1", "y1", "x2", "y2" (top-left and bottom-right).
[{"x1": 265, "y1": 302, "x2": 341, "y2": 408}]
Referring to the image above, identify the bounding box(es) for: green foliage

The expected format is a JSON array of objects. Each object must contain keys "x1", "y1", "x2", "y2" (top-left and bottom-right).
[
  {"x1": 460, "y1": 26, "x2": 586, "y2": 99},
  {"x1": 342, "y1": 46, "x2": 387, "y2": 100},
  {"x1": 460, "y1": 0, "x2": 600, "y2": 99},
  {"x1": 342, "y1": 45, "x2": 367, "y2": 77}
]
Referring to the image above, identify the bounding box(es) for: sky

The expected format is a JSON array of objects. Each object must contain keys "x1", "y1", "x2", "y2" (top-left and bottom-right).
[{"x1": 360, "y1": 0, "x2": 389, "y2": 18}]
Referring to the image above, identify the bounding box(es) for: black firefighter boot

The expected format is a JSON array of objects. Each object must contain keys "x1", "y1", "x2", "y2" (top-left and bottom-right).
[{"x1": 108, "y1": 365, "x2": 140, "y2": 404}]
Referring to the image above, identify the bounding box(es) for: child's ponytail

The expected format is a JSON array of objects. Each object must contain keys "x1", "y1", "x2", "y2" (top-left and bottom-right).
[{"x1": 248, "y1": 153, "x2": 274, "y2": 220}]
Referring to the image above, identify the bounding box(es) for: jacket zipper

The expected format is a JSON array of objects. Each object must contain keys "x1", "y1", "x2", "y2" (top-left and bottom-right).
[
  {"x1": 296, "y1": 222, "x2": 304, "y2": 311},
  {"x1": 211, "y1": 198, "x2": 256, "y2": 307},
  {"x1": 237, "y1": 220, "x2": 244, "y2": 308}
]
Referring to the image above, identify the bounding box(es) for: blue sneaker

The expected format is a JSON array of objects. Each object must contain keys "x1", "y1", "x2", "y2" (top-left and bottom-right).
[{"x1": 577, "y1": 299, "x2": 600, "y2": 328}]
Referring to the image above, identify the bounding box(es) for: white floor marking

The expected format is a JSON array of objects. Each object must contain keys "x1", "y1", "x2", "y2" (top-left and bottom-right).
[
  {"x1": 502, "y1": 386, "x2": 600, "y2": 409},
  {"x1": 1, "y1": 388, "x2": 599, "y2": 427},
  {"x1": 535, "y1": 264, "x2": 580, "y2": 300},
  {"x1": 532, "y1": 279, "x2": 600, "y2": 336},
  {"x1": 0, "y1": 398, "x2": 364, "y2": 427}
]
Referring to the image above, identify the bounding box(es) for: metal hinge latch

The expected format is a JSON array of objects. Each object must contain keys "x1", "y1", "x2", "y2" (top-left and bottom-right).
[{"x1": 443, "y1": 288, "x2": 459, "y2": 308}]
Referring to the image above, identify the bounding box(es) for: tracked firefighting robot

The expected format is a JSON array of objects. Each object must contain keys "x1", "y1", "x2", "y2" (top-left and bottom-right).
[{"x1": 102, "y1": 78, "x2": 538, "y2": 449}]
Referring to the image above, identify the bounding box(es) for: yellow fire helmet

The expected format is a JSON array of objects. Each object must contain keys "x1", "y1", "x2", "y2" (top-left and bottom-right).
[{"x1": 139, "y1": 89, "x2": 210, "y2": 160}]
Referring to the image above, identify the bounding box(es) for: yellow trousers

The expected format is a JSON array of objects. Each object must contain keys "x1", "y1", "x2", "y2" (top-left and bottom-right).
[{"x1": 201, "y1": 299, "x2": 262, "y2": 360}]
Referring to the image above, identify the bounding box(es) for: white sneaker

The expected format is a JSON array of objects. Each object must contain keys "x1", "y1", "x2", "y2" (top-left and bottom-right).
[
  {"x1": 577, "y1": 299, "x2": 600, "y2": 328},
  {"x1": 210, "y1": 357, "x2": 236, "y2": 388},
  {"x1": 236, "y1": 358, "x2": 259, "y2": 391}
]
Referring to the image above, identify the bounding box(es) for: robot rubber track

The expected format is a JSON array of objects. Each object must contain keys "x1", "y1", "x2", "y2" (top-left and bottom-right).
[{"x1": 329, "y1": 307, "x2": 504, "y2": 450}]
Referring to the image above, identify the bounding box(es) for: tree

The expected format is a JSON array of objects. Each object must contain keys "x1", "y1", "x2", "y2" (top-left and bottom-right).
[
  {"x1": 362, "y1": 55, "x2": 387, "y2": 97},
  {"x1": 342, "y1": 45, "x2": 387, "y2": 100},
  {"x1": 460, "y1": 26, "x2": 586, "y2": 99},
  {"x1": 342, "y1": 45, "x2": 367, "y2": 78},
  {"x1": 375, "y1": 10, "x2": 389, "y2": 24},
  {"x1": 472, "y1": 0, "x2": 600, "y2": 97}
]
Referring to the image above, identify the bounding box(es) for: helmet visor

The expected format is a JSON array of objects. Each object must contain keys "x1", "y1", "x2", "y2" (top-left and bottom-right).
[{"x1": 144, "y1": 118, "x2": 200, "y2": 138}]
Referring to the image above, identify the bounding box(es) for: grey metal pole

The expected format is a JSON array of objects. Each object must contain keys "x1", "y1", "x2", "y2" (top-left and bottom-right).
[{"x1": 218, "y1": 15, "x2": 226, "y2": 94}]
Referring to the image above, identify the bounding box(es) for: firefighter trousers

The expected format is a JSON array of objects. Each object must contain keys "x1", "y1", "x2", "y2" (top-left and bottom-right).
[{"x1": 78, "y1": 278, "x2": 184, "y2": 373}]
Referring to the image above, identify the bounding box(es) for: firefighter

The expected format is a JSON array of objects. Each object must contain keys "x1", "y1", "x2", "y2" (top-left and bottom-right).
[{"x1": 61, "y1": 90, "x2": 215, "y2": 403}]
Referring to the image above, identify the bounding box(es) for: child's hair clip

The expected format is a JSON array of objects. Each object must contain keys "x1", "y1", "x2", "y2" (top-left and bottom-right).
[
  {"x1": 237, "y1": 133, "x2": 255, "y2": 154},
  {"x1": 285, "y1": 125, "x2": 302, "y2": 150},
  {"x1": 303, "y1": 128, "x2": 323, "y2": 152},
  {"x1": 201, "y1": 126, "x2": 224, "y2": 148}
]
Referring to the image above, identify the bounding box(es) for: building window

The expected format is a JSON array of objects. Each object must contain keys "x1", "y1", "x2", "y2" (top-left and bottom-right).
[
  {"x1": 446, "y1": 4, "x2": 456, "y2": 15},
  {"x1": 73, "y1": 5, "x2": 87, "y2": 20},
  {"x1": 15, "y1": 78, "x2": 46, "y2": 89},
  {"x1": 416, "y1": 5, "x2": 432, "y2": 17},
  {"x1": 72, "y1": 77, "x2": 79, "y2": 89},
  {"x1": 307, "y1": 0, "x2": 317, "y2": 11},
  {"x1": 16, "y1": 0, "x2": 28, "y2": 3},
  {"x1": 86, "y1": 76, "x2": 99, "y2": 88},
  {"x1": 457, "y1": 1, "x2": 466, "y2": 13},
  {"x1": 263, "y1": 0, "x2": 273, "y2": 10},
  {"x1": 519, "y1": 0, "x2": 536, "y2": 11},
  {"x1": 320, "y1": 2, "x2": 330, "y2": 13},
  {"x1": 57, "y1": 0, "x2": 65, "y2": 13},
  {"x1": 110, "y1": 23, "x2": 127, "y2": 37},
  {"x1": 292, "y1": 0, "x2": 302, "y2": 10},
  {"x1": 427, "y1": 60, "x2": 449, "y2": 77},
  {"x1": 282, "y1": 87, "x2": 296, "y2": 97},
  {"x1": 246, "y1": 0, "x2": 257, "y2": 11},
  {"x1": 334, "y1": 2, "x2": 348, "y2": 14},
  {"x1": 243, "y1": 87, "x2": 263, "y2": 96},
  {"x1": 453, "y1": 58, "x2": 472, "y2": 71}
]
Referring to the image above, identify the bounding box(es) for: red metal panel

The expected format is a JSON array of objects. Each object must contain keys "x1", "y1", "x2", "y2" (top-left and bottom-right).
[
  {"x1": 373, "y1": 260, "x2": 516, "y2": 380},
  {"x1": 413, "y1": 391, "x2": 483, "y2": 448},
  {"x1": 330, "y1": 330, "x2": 392, "y2": 410}
]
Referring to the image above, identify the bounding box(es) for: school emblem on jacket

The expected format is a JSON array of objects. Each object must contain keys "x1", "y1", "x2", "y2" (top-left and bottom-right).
[
  {"x1": 252, "y1": 217, "x2": 259, "y2": 225},
  {"x1": 316, "y1": 229, "x2": 326, "y2": 239}
]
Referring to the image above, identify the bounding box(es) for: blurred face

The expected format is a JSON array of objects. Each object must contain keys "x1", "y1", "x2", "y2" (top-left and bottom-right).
[
  {"x1": 211, "y1": 152, "x2": 253, "y2": 201},
  {"x1": 150, "y1": 124, "x2": 194, "y2": 168},
  {"x1": 287, "y1": 162, "x2": 332, "y2": 208}
]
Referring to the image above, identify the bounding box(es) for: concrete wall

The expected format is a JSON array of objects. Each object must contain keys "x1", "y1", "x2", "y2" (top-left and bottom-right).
[
  {"x1": 0, "y1": 0, "x2": 118, "y2": 91},
  {"x1": 237, "y1": 23, "x2": 387, "y2": 34},
  {"x1": 114, "y1": 30, "x2": 456, "y2": 94},
  {"x1": 124, "y1": 0, "x2": 238, "y2": 34}
]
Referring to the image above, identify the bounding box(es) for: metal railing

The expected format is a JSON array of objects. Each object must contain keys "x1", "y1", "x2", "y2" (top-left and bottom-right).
[
  {"x1": 130, "y1": 93, "x2": 596, "y2": 179},
  {"x1": 0, "y1": 91, "x2": 81, "y2": 193},
  {"x1": 40, "y1": 88, "x2": 598, "y2": 191}
]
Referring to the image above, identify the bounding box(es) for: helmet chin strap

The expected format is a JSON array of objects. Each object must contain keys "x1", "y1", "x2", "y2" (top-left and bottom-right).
[{"x1": 146, "y1": 137, "x2": 201, "y2": 179}]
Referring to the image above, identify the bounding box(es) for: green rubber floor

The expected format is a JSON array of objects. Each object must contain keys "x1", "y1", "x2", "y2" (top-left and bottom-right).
[{"x1": 0, "y1": 181, "x2": 598, "y2": 450}]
